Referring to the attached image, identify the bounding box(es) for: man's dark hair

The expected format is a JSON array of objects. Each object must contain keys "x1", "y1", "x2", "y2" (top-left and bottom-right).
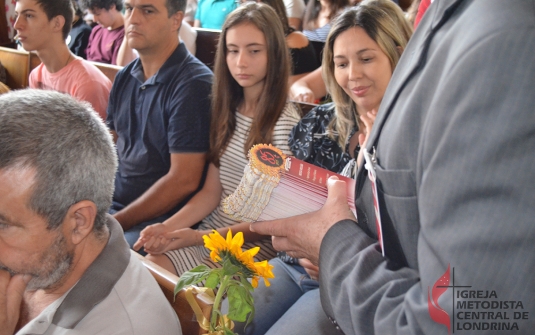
[
  {"x1": 31, "y1": 0, "x2": 74, "y2": 40},
  {"x1": 165, "y1": 0, "x2": 187, "y2": 16},
  {"x1": 80, "y1": 0, "x2": 123, "y2": 12}
]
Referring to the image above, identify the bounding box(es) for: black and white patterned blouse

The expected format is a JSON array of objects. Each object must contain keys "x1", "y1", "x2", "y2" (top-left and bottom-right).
[{"x1": 289, "y1": 102, "x2": 358, "y2": 175}]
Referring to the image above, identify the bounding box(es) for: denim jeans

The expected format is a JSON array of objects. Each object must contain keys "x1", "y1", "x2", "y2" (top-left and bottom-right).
[{"x1": 228, "y1": 258, "x2": 337, "y2": 335}]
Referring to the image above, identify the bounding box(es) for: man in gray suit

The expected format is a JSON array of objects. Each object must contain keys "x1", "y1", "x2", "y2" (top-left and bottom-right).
[{"x1": 252, "y1": 0, "x2": 535, "y2": 334}]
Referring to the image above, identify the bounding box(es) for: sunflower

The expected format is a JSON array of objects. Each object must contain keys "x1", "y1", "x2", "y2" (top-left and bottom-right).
[
  {"x1": 177, "y1": 229, "x2": 277, "y2": 334},
  {"x1": 202, "y1": 230, "x2": 275, "y2": 286}
]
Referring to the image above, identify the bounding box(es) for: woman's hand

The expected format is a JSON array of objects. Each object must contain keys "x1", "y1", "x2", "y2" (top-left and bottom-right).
[
  {"x1": 164, "y1": 228, "x2": 205, "y2": 250},
  {"x1": 290, "y1": 85, "x2": 316, "y2": 103},
  {"x1": 133, "y1": 223, "x2": 168, "y2": 251},
  {"x1": 142, "y1": 228, "x2": 205, "y2": 255},
  {"x1": 299, "y1": 258, "x2": 320, "y2": 281},
  {"x1": 356, "y1": 109, "x2": 378, "y2": 167}
]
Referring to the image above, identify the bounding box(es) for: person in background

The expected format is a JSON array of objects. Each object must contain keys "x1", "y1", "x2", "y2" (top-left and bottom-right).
[
  {"x1": 68, "y1": 0, "x2": 92, "y2": 58},
  {"x1": 303, "y1": 0, "x2": 348, "y2": 42},
  {"x1": 283, "y1": 0, "x2": 305, "y2": 30},
  {"x1": 289, "y1": 62, "x2": 325, "y2": 103},
  {"x1": 14, "y1": 0, "x2": 112, "y2": 120},
  {"x1": 83, "y1": 10, "x2": 97, "y2": 27},
  {"x1": 80, "y1": 0, "x2": 125, "y2": 65},
  {"x1": 259, "y1": 0, "x2": 319, "y2": 85},
  {"x1": 134, "y1": 2, "x2": 301, "y2": 277},
  {"x1": 194, "y1": 0, "x2": 238, "y2": 29},
  {"x1": 116, "y1": 19, "x2": 198, "y2": 65},
  {"x1": 234, "y1": 2, "x2": 412, "y2": 334},
  {"x1": 106, "y1": 0, "x2": 213, "y2": 252},
  {"x1": 0, "y1": 89, "x2": 182, "y2": 335},
  {"x1": 414, "y1": 0, "x2": 432, "y2": 28},
  {"x1": 184, "y1": 0, "x2": 198, "y2": 25},
  {"x1": 178, "y1": 19, "x2": 198, "y2": 54},
  {"x1": 406, "y1": 0, "x2": 421, "y2": 27}
]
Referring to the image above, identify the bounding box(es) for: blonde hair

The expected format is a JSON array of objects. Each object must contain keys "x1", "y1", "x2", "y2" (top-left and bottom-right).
[{"x1": 322, "y1": 0, "x2": 412, "y2": 148}]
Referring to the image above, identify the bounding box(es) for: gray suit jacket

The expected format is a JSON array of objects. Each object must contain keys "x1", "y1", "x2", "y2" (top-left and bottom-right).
[{"x1": 319, "y1": 1, "x2": 535, "y2": 334}]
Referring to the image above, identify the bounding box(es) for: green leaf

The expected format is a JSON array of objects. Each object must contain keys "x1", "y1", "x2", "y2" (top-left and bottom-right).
[
  {"x1": 222, "y1": 257, "x2": 242, "y2": 276},
  {"x1": 226, "y1": 285, "x2": 253, "y2": 322},
  {"x1": 223, "y1": 328, "x2": 236, "y2": 335},
  {"x1": 244, "y1": 307, "x2": 255, "y2": 331},
  {"x1": 174, "y1": 265, "x2": 211, "y2": 296},
  {"x1": 205, "y1": 271, "x2": 220, "y2": 289},
  {"x1": 239, "y1": 276, "x2": 254, "y2": 291}
]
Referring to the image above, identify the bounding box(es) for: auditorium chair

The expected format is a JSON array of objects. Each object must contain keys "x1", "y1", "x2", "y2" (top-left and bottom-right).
[{"x1": 133, "y1": 251, "x2": 211, "y2": 335}]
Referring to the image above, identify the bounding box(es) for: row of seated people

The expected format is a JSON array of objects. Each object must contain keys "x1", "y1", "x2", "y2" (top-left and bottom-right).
[
  {"x1": 68, "y1": 0, "x2": 199, "y2": 65},
  {"x1": 183, "y1": 0, "x2": 413, "y2": 40},
  {"x1": 33, "y1": 0, "x2": 322, "y2": 80},
  {"x1": 10, "y1": 0, "x2": 323, "y2": 97},
  {"x1": 185, "y1": 0, "x2": 336, "y2": 31}
]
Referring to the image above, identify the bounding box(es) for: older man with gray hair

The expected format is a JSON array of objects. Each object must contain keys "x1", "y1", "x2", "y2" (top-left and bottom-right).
[{"x1": 0, "y1": 89, "x2": 182, "y2": 334}]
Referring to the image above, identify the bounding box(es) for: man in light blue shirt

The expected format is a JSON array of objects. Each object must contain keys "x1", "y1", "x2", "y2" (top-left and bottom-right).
[{"x1": 194, "y1": 0, "x2": 237, "y2": 29}]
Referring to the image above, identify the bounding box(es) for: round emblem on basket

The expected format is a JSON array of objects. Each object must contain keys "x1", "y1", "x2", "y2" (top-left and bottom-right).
[{"x1": 256, "y1": 148, "x2": 284, "y2": 167}]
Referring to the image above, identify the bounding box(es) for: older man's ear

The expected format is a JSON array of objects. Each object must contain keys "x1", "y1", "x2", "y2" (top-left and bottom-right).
[{"x1": 65, "y1": 200, "x2": 98, "y2": 245}]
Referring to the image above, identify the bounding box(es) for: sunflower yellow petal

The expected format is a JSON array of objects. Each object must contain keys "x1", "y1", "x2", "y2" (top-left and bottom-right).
[
  {"x1": 231, "y1": 231, "x2": 244, "y2": 249},
  {"x1": 251, "y1": 276, "x2": 259, "y2": 288},
  {"x1": 241, "y1": 246, "x2": 260, "y2": 258},
  {"x1": 225, "y1": 229, "x2": 234, "y2": 245},
  {"x1": 253, "y1": 260, "x2": 275, "y2": 279},
  {"x1": 210, "y1": 250, "x2": 221, "y2": 262}
]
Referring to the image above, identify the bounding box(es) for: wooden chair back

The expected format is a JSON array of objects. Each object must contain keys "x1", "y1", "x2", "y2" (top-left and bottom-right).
[
  {"x1": 88, "y1": 61, "x2": 122, "y2": 83},
  {"x1": 0, "y1": 46, "x2": 31, "y2": 89},
  {"x1": 194, "y1": 28, "x2": 220, "y2": 70},
  {"x1": 133, "y1": 252, "x2": 210, "y2": 335},
  {"x1": 0, "y1": 81, "x2": 10, "y2": 94}
]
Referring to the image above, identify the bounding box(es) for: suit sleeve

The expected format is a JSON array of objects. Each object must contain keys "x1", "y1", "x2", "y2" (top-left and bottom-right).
[{"x1": 319, "y1": 24, "x2": 535, "y2": 335}]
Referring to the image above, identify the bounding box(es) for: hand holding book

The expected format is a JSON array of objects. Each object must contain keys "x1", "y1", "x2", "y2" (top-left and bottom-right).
[{"x1": 250, "y1": 175, "x2": 356, "y2": 265}]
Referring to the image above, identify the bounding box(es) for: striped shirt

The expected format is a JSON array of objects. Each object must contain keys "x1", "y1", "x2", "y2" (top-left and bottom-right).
[
  {"x1": 165, "y1": 103, "x2": 301, "y2": 276},
  {"x1": 303, "y1": 23, "x2": 331, "y2": 42}
]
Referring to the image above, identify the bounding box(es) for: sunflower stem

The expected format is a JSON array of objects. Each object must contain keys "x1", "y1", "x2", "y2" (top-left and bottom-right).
[{"x1": 211, "y1": 274, "x2": 230, "y2": 332}]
